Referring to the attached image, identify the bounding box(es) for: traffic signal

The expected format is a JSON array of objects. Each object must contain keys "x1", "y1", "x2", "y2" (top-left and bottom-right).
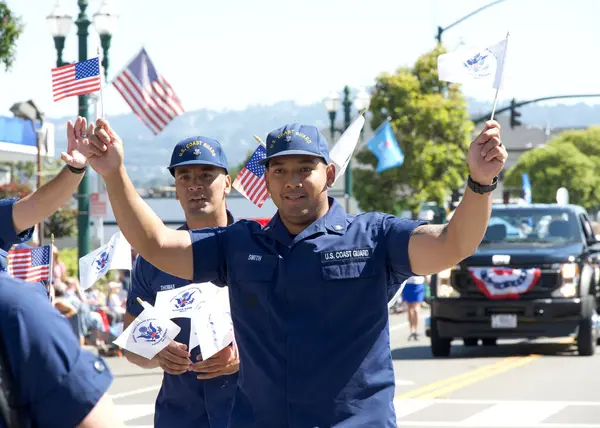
[{"x1": 509, "y1": 98, "x2": 522, "y2": 129}]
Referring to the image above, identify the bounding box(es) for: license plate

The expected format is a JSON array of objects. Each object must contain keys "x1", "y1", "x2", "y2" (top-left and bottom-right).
[{"x1": 491, "y1": 314, "x2": 517, "y2": 328}]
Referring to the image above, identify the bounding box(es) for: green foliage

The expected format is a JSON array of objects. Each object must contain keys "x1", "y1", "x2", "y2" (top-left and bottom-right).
[
  {"x1": 45, "y1": 208, "x2": 77, "y2": 238},
  {"x1": 353, "y1": 45, "x2": 474, "y2": 218},
  {"x1": 59, "y1": 247, "x2": 79, "y2": 278},
  {"x1": 503, "y1": 138, "x2": 600, "y2": 207},
  {"x1": 0, "y1": 2, "x2": 24, "y2": 71}
]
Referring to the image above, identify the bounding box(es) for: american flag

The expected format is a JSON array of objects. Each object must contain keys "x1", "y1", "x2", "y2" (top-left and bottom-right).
[
  {"x1": 52, "y1": 57, "x2": 102, "y2": 102},
  {"x1": 112, "y1": 48, "x2": 184, "y2": 135},
  {"x1": 7, "y1": 245, "x2": 51, "y2": 283},
  {"x1": 232, "y1": 145, "x2": 269, "y2": 207}
]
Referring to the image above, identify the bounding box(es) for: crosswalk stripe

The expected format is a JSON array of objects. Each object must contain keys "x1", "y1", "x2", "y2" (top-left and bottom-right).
[{"x1": 461, "y1": 401, "x2": 567, "y2": 426}]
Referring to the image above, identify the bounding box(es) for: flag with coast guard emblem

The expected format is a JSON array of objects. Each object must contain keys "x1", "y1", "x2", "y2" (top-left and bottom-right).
[
  {"x1": 79, "y1": 231, "x2": 132, "y2": 290},
  {"x1": 7, "y1": 245, "x2": 51, "y2": 283},
  {"x1": 114, "y1": 300, "x2": 181, "y2": 360},
  {"x1": 112, "y1": 48, "x2": 184, "y2": 135},
  {"x1": 437, "y1": 38, "x2": 508, "y2": 89},
  {"x1": 469, "y1": 267, "x2": 541, "y2": 299},
  {"x1": 233, "y1": 145, "x2": 269, "y2": 207}
]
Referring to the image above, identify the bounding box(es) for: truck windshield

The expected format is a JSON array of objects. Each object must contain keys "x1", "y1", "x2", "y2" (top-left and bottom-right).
[{"x1": 482, "y1": 208, "x2": 580, "y2": 244}]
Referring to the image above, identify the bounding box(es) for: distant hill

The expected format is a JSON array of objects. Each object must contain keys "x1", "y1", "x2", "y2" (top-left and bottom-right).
[{"x1": 47, "y1": 97, "x2": 600, "y2": 187}]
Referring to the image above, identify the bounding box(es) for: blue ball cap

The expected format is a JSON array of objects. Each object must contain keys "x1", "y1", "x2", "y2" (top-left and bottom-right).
[
  {"x1": 260, "y1": 123, "x2": 330, "y2": 165},
  {"x1": 168, "y1": 136, "x2": 229, "y2": 176}
]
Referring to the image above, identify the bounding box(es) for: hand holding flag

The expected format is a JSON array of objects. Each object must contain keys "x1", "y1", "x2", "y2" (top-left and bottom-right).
[{"x1": 113, "y1": 298, "x2": 182, "y2": 360}]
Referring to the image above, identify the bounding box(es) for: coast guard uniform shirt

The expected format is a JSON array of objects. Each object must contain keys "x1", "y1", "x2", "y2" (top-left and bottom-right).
[
  {"x1": 0, "y1": 273, "x2": 113, "y2": 428},
  {"x1": 126, "y1": 219, "x2": 237, "y2": 428},
  {"x1": 189, "y1": 197, "x2": 426, "y2": 427}
]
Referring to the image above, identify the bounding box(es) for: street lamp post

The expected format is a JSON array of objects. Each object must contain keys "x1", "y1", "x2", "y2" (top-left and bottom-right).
[
  {"x1": 435, "y1": 0, "x2": 506, "y2": 44},
  {"x1": 324, "y1": 86, "x2": 370, "y2": 213},
  {"x1": 46, "y1": 0, "x2": 117, "y2": 266}
]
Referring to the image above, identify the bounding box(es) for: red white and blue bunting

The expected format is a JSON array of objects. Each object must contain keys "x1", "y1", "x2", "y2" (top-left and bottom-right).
[{"x1": 468, "y1": 267, "x2": 542, "y2": 299}]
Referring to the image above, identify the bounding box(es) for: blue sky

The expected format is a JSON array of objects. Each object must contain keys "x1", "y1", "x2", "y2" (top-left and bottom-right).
[{"x1": 1, "y1": 0, "x2": 599, "y2": 120}]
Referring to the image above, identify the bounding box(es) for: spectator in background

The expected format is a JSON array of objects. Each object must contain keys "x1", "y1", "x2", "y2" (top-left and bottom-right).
[
  {"x1": 402, "y1": 275, "x2": 427, "y2": 341},
  {"x1": 107, "y1": 281, "x2": 126, "y2": 323},
  {"x1": 52, "y1": 245, "x2": 67, "y2": 287}
]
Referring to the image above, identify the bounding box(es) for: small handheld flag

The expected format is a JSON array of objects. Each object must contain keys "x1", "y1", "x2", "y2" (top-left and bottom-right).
[
  {"x1": 112, "y1": 48, "x2": 184, "y2": 135},
  {"x1": 7, "y1": 245, "x2": 52, "y2": 283},
  {"x1": 329, "y1": 111, "x2": 366, "y2": 184},
  {"x1": 114, "y1": 299, "x2": 181, "y2": 360},
  {"x1": 437, "y1": 32, "x2": 510, "y2": 119},
  {"x1": 366, "y1": 121, "x2": 404, "y2": 173},
  {"x1": 79, "y1": 231, "x2": 132, "y2": 290},
  {"x1": 232, "y1": 144, "x2": 269, "y2": 207},
  {"x1": 52, "y1": 57, "x2": 102, "y2": 102}
]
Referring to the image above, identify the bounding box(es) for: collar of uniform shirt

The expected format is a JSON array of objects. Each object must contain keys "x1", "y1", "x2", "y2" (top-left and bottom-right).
[{"x1": 256, "y1": 197, "x2": 348, "y2": 246}]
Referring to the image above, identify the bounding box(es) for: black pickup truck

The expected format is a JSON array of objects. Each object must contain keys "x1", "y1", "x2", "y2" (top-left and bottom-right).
[{"x1": 426, "y1": 203, "x2": 600, "y2": 357}]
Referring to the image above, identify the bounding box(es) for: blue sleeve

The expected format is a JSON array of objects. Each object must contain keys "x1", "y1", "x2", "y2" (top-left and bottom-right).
[
  {"x1": 126, "y1": 256, "x2": 156, "y2": 317},
  {"x1": 190, "y1": 226, "x2": 228, "y2": 285},
  {"x1": 383, "y1": 215, "x2": 428, "y2": 281},
  {"x1": 0, "y1": 198, "x2": 34, "y2": 251},
  {"x1": 3, "y1": 283, "x2": 112, "y2": 428}
]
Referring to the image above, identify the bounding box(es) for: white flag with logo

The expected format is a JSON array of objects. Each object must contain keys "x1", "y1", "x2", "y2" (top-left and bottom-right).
[
  {"x1": 113, "y1": 301, "x2": 181, "y2": 360},
  {"x1": 329, "y1": 113, "x2": 365, "y2": 184},
  {"x1": 154, "y1": 282, "x2": 220, "y2": 320},
  {"x1": 79, "y1": 231, "x2": 132, "y2": 290},
  {"x1": 189, "y1": 287, "x2": 233, "y2": 359},
  {"x1": 437, "y1": 38, "x2": 508, "y2": 89}
]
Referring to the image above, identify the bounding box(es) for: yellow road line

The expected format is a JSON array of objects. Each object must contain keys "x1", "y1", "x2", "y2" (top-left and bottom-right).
[
  {"x1": 395, "y1": 356, "x2": 523, "y2": 400},
  {"x1": 396, "y1": 337, "x2": 574, "y2": 401},
  {"x1": 416, "y1": 354, "x2": 539, "y2": 400}
]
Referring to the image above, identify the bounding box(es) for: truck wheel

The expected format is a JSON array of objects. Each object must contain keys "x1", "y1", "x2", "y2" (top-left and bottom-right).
[
  {"x1": 482, "y1": 338, "x2": 497, "y2": 346},
  {"x1": 463, "y1": 338, "x2": 478, "y2": 347},
  {"x1": 577, "y1": 317, "x2": 596, "y2": 356},
  {"x1": 430, "y1": 318, "x2": 451, "y2": 357}
]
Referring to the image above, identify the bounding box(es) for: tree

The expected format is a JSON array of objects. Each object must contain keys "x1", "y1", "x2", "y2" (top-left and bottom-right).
[
  {"x1": 0, "y1": 2, "x2": 24, "y2": 71},
  {"x1": 353, "y1": 45, "x2": 474, "y2": 218},
  {"x1": 503, "y1": 141, "x2": 600, "y2": 207}
]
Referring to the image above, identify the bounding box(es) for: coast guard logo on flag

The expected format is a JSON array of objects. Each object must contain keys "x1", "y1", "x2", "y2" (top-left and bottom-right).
[
  {"x1": 93, "y1": 250, "x2": 111, "y2": 274},
  {"x1": 463, "y1": 50, "x2": 495, "y2": 79},
  {"x1": 168, "y1": 285, "x2": 203, "y2": 315},
  {"x1": 132, "y1": 319, "x2": 168, "y2": 345},
  {"x1": 469, "y1": 267, "x2": 541, "y2": 299},
  {"x1": 174, "y1": 289, "x2": 196, "y2": 309}
]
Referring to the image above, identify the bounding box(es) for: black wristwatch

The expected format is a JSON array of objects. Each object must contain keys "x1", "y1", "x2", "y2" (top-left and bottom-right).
[
  {"x1": 66, "y1": 164, "x2": 87, "y2": 175},
  {"x1": 467, "y1": 175, "x2": 498, "y2": 194}
]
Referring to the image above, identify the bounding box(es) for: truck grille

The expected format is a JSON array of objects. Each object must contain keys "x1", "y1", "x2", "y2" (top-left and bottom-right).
[{"x1": 451, "y1": 268, "x2": 562, "y2": 298}]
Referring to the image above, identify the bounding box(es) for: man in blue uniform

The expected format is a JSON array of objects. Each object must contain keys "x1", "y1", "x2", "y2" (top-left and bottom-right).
[
  {"x1": 0, "y1": 116, "x2": 103, "y2": 275},
  {"x1": 121, "y1": 136, "x2": 239, "y2": 427},
  {"x1": 0, "y1": 272, "x2": 124, "y2": 428},
  {"x1": 88, "y1": 117, "x2": 507, "y2": 427}
]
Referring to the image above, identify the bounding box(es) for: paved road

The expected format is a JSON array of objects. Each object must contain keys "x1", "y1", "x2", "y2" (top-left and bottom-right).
[{"x1": 106, "y1": 307, "x2": 600, "y2": 427}]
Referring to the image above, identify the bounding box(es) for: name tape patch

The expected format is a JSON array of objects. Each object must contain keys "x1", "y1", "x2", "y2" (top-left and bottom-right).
[{"x1": 320, "y1": 248, "x2": 372, "y2": 263}]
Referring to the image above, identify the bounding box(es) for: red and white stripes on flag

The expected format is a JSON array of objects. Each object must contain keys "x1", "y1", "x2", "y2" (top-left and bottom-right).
[
  {"x1": 112, "y1": 48, "x2": 184, "y2": 135},
  {"x1": 7, "y1": 245, "x2": 52, "y2": 283},
  {"x1": 51, "y1": 57, "x2": 102, "y2": 102},
  {"x1": 232, "y1": 145, "x2": 269, "y2": 208}
]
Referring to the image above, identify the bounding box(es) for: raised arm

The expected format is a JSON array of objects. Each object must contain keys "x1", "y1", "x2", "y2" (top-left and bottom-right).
[
  {"x1": 11, "y1": 119, "x2": 106, "y2": 235},
  {"x1": 408, "y1": 120, "x2": 507, "y2": 275},
  {"x1": 77, "y1": 117, "x2": 194, "y2": 280}
]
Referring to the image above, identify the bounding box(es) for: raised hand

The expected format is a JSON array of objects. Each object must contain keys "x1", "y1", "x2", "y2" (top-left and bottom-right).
[
  {"x1": 63, "y1": 116, "x2": 107, "y2": 168},
  {"x1": 467, "y1": 120, "x2": 508, "y2": 185},
  {"x1": 87, "y1": 118, "x2": 126, "y2": 177}
]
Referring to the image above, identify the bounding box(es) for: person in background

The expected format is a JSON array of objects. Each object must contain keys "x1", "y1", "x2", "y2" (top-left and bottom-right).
[{"x1": 402, "y1": 275, "x2": 427, "y2": 340}]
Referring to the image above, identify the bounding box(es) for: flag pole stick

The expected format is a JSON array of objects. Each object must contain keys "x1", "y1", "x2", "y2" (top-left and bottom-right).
[
  {"x1": 97, "y1": 47, "x2": 105, "y2": 119},
  {"x1": 253, "y1": 135, "x2": 266, "y2": 148},
  {"x1": 136, "y1": 297, "x2": 145, "y2": 306},
  {"x1": 490, "y1": 31, "x2": 510, "y2": 121}
]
